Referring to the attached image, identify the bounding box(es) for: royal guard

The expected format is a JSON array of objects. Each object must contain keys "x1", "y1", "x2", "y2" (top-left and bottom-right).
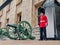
[{"x1": 38, "y1": 12, "x2": 48, "y2": 40}]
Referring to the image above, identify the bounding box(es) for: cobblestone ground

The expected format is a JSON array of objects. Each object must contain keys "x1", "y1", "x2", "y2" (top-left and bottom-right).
[{"x1": 0, "y1": 39, "x2": 60, "y2": 45}]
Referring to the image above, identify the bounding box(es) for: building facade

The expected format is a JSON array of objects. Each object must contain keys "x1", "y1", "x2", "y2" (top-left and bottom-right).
[
  {"x1": 1, "y1": 0, "x2": 60, "y2": 39},
  {"x1": 0, "y1": 0, "x2": 44, "y2": 28}
]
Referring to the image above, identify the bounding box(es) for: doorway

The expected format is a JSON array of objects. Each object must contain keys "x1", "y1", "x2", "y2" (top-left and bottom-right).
[{"x1": 55, "y1": 5, "x2": 60, "y2": 39}]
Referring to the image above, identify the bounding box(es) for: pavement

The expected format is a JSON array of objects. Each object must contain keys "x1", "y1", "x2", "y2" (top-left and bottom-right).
[
  {"x1": 0, "y1": 40, "x2": 60, "y2": 45},
  {"x1": 0, "y1": 35, "x2": 60, "y2": 45}
]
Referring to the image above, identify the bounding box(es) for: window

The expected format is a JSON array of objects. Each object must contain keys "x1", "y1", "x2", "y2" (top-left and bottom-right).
[
  {"x1": 0, "y1": 22, "x2": 1, "y2": 28},
  {"x1": 6, "y1": 19, "x2": 9, "y2": 24},
  {"x1": 17, "y1": 12, "x2": 21, "y2": 24},
  {"x1": 17, "y1": 14, "x2": 21, "y2": 23}
]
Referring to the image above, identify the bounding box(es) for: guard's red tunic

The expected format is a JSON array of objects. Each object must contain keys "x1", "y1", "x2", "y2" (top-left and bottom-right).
[{"x1": 39, "y1": 15, "x2": 48, "y2": 28}]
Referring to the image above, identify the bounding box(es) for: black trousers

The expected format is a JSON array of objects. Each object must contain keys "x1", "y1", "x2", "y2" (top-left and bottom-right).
[{"x1": 40, "y1": 27, "x2": 47, "y2": 40}]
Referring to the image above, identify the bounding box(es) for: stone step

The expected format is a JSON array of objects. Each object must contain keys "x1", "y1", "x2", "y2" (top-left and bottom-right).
[{"x1": 32, "y1": 27, "x2": 40, "y2": 39}]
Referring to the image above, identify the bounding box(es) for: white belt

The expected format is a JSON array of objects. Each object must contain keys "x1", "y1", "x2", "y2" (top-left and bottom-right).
[{"x1": 40, "y1": 20, "x2": 45, "y2": 22}]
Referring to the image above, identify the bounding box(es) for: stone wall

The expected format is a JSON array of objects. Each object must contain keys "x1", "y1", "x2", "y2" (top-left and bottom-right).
[
  {"x1": 0, "y1": 0, "x2": 44, "y2": 28},
  {"x1": 0, "y1": 0, "x2": 44, "y2": 39}
]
